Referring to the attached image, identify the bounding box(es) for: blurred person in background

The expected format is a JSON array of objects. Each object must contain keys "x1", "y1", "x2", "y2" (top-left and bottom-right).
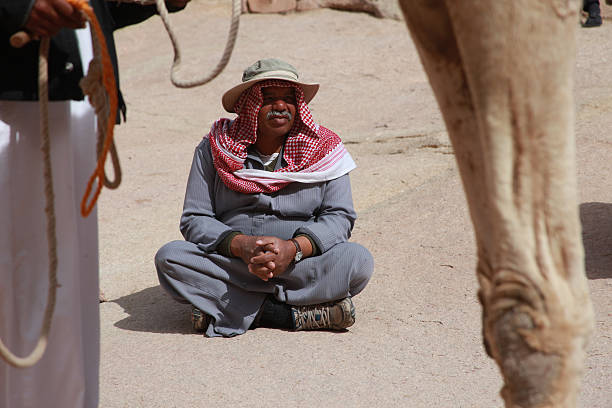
[{"x1": 583, "y1": 0, "x2": 603, "y2": 27}]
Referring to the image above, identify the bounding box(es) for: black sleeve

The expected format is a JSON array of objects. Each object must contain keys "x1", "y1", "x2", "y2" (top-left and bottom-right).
[
  {"x1": 105, "y1": 2, "x2": 156, "y2": 30},
  {"x1": 106, "y1": 1, "x2": 187, "y2": 31},
  {"x1": 0, "y1": 0, "x2": 36, "y2": 35}
]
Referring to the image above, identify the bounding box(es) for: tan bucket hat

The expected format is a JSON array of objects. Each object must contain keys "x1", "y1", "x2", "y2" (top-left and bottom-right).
[{"x1": 222, "y1": 58, "x2": 319, "y2": 113}]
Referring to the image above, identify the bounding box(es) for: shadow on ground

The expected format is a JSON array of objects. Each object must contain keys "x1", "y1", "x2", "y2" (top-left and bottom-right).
[
  {"x1": 112, "y1": 286, "x2": 193, "y2": 334},
  {"x1": 580, "y1": 202, "x2": 612, "y2": 279}
]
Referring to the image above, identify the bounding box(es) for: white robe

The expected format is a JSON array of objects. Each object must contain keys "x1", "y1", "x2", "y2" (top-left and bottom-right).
[{"x1": 0, "y1": 27, "x2": 99, "y2": 408}]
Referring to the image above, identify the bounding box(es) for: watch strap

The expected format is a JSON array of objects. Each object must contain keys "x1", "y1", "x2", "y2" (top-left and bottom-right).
[{"x1": 290, "y1": 238, "x2": 303, "y2": 263}]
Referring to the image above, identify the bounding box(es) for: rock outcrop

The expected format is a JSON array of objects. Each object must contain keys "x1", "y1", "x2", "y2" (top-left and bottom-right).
[{"x1": 243, "y1": 0, "x2": 403, "y2": 20}]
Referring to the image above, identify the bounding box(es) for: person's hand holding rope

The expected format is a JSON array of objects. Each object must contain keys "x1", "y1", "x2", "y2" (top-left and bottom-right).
[{"x1": 24, "y1": 0, "x2": 86, "y2": 38}]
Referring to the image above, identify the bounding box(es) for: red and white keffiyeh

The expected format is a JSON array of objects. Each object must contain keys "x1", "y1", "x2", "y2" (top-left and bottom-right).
[{"x1": 207, "y1": 80, "x2": 356, "y2": 194}]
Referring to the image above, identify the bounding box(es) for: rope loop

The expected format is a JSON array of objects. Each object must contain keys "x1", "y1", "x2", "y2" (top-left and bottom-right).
[
  {"x1": 108, "y1": 0, "x2": 241, "y2": 87},
  {"x1": 154, "y1": 0, "x2": 242, "y2": 88},
  {"x1": 0, "y1": 38, "x2": 57, "y2": 369}
]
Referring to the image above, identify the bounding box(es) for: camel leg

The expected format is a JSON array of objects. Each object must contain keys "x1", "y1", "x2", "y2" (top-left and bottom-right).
[{"x1": 398, "y1": 1, "x2": 594, "y2": 407}]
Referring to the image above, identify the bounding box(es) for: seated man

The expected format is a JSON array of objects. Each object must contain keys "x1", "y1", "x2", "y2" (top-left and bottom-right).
[{"x1": 155, "y1": 58, "x2": 373, "y2": 337}]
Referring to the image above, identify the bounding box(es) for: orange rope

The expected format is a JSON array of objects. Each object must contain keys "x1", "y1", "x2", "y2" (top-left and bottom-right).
[{"x1": 70, "y1": 0, "x2": 119, "y2": 217}]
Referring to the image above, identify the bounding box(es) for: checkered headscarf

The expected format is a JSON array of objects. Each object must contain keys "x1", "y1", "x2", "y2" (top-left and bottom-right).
[{"x1": 208, "y1": 80, "x2": 355, "y2": 193}]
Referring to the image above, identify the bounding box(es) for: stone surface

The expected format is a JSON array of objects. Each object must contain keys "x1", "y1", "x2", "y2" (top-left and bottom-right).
[
  {"x1": 247, "y1": 0, "x2": 297, "y2": 13},
  {"x1": 246, "y1": 0, "x2": 403, "y2": 19}
]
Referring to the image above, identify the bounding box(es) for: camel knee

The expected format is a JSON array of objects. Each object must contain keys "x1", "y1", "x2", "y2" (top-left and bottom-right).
[{"x1": 480, "y1": 269, "x2": 593, "y2": 408}]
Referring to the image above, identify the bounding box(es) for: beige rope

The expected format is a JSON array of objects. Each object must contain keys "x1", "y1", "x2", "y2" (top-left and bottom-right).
[
  {"x1": 159, "y1": 0, "x2": 241, "y2": 88},
  {"x1": 118, "y1": 0, "x2": 241, "y2": 87},
  {"x1": 0, "y1": 38, "x2": 58, "y2": 368}
]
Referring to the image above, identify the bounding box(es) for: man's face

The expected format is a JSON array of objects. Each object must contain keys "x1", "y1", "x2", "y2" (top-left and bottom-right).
[{"x1": 257, "y1": 86, "x2": 297, "y2": 140}]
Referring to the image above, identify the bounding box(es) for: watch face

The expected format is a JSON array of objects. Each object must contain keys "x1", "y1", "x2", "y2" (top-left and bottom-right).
[{"x1": 295, "y1": 251, "x2": 303, "y2": 262}]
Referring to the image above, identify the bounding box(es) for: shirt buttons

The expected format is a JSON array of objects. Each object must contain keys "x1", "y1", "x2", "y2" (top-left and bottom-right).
[{"x1": 64, "y1": 62, "x2": 74, "y2": 72}]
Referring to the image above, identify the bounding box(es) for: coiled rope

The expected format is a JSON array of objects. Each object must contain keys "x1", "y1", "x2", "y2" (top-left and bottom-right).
[
  {"x1": 1, "y1": 0, "x2": 240, "y2": 368},
  {"x1": 80, "y1": 0, "x2": 120, "y2": 217}
]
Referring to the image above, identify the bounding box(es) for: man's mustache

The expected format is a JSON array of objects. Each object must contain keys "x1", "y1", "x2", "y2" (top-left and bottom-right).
[{"x1": 266, "y1": 110, "x2": 292, "y2": 121}]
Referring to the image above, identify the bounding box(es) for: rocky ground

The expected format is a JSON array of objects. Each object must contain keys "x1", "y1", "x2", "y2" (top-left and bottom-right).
[{"x1": 97, "y1": 2, "x2": 611, "y2": 406}]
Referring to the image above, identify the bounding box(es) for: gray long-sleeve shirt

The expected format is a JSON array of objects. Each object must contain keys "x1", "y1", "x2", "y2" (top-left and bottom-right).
[{"x1": 180, "y1": 138, "x2": 357, "y2": 254}]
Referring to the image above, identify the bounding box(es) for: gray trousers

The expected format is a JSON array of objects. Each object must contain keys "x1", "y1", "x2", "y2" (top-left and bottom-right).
[{"x1": 155, "y1": 240, "x2": 373, "y2": 337}]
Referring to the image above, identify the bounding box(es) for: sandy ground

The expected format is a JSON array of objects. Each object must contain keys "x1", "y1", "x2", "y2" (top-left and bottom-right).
[{"x1": 98, "y1": 2, "x2": 611, "y2": 407}]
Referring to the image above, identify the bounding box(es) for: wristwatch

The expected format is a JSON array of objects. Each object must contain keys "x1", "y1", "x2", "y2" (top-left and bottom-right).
[{"x1": 290, "y1": 238, "x2": 303, "y2": 263}]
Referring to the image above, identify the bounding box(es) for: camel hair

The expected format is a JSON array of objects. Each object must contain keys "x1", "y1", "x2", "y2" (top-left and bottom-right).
[{"x1": 398, "y1": 1, "x2": 594, "y2": 407}]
